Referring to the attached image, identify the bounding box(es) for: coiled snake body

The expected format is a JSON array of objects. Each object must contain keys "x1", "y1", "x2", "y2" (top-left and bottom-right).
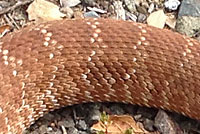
[{"x1": 0, "y1": 18, "x2": 200, "y2": 133}]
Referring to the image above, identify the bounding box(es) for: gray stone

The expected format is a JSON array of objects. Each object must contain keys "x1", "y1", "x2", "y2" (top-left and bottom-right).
[
  {"x1": 60, "y1": 7, "x2": 74, "y2": 18},
  {"x1": 137, "y1": 13, "x2": 147, "y2": 22},
  {"x1": 126, "y1": 11, "x2": 137, "y2": 21},
  {"x1": 143, "y1": 119, "x2": 154, "y2": 131},
  {"x1": 87, "y1": 108, "x2": 101, "y2": 125},
  {"x1": 176, "y1": 0, "x2": 200, "y2": 37},
  {"x1": 77, "y1": 120, "x2": 87, "y2": 130},
  {"x1": 84, "y1": 11, "x2": 100, "y2": 18},
  {"x1": 176, "y1": 16, "x2": 200, "y2": 37},
  {"x1": 178, "y1": 0, "x2": 200, "y2": 17}
]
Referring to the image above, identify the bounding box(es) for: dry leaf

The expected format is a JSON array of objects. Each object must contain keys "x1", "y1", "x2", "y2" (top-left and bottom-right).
[
  {"x1": 165, "y1": 13, "x2": 176, "y2": 29},
  {"x1": 147, "y1": 10, "x2": 167, "y2": 29},
  {"x1": 27, "y1": 0, "x2": 66, "y2": 23},
  {"x1": 91, "y1": 114, "x2": 158, "y2": 134},
  {"x1": 0, "y1": 25, "x2": 12, "y2": 38}
]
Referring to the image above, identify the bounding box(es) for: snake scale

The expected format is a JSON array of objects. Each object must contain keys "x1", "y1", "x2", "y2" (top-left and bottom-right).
[{"x1": 0, "y1": 18, "x2": 200, "y2": 133}]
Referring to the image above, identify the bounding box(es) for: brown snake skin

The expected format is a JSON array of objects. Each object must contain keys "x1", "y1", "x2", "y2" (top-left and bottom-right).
[{"x1": 1, "y1": 18, "x2": 200, "y2": 133}]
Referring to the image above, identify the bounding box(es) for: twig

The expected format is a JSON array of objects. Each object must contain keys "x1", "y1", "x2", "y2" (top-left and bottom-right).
[
  {"x1": 3, "y1": 14, "x2": 13, "y2": 27},
  {"x1": 7, "y1": 13, "x2": 20, "y2": 29},
  {"x1": 0, "y1": 0, "x2": 33, "y2": 16}
]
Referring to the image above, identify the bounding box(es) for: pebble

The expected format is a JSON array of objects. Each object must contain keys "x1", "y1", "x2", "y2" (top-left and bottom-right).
[
  {"x1": 176, "y1": 0, "x2": 200, "y2": 37},
  {"x1": 84, "y1": 11, "x2": 100, "y2": 18},
  {"x1": 124, "y1": 0, "x2": 137, "y2": 13},
  {"x1": 60, "y1": 0, "x2": 81, "y2": 7},
  {"x1": 155, "y1": 110, "x2": 183, "y2": 134},
  {"x1": 60, "y1": 7, "x2": 74, "y2": 18},
  {"x1": 77, "y1": 120, "x2": 87, "y2": 130},
  {"x1": 143, "y1": 119, "x2": 155, "y2": 131},
  {"x1": 137, "y1": 13, "x2": 146, "y2": 22},
  {"x1": 164, "y1": 0, "x2": 180, "y2": 10},
  {"x1": 87, "y1": 108, "x2": 101, "y2": 124}
]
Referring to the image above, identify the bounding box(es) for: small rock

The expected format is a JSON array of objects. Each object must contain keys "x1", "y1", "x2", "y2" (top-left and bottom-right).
[
  {"x1": 176, "y1": 16, "x2": 200, "y2": 37},
  {"x1": 76, "y1": 120, "x2": 87, "y2": 130},
  {"x1": 137, "y1": 13, "x2": 147, "y2": 23},
  {"x1": 60, "y1": 7, "x2": 74, "y2": 18},
  {"x1": 147, "y1": 9, "x2": 167, "y2": 29},
  {"x1": 86, "y1": 108, "x2": 101, "y2": 125},
  {"x1": 143, "y1": 119, "x2": 155, "y2": 131},
  {"x1": 134, "y1": 114, "x2": 142, "y2": 121},
  {"x1": 155, "y1": 110, "x2": 183, "y2": 134},
  {"x1": 176, "y1": 0, "x2": 200, "y2": 37},
  {"x1": 137, "y1": 6, "x2": 148, "y2": 14},
  {"x1": 84, "y1": 11, "x2": 100, "y2": 18},
  {"x1": 164, "y1": 0, "x2": 180, "y2": 10},
  {"x1": 27, "y1": 0, "x2": 66, "y2": 22},
  {"x1": 178, "y1": 0, "x2": 200, "y2": 17},
  {"x1": 124, "y1": 0, "x2": 137, "y2": 13},
  {"x1": 74, "y1": 10, "x2": 84, "y2": 18},
  {"x1": 60, "y1": 0, "x2": 81, "y2": 7}
]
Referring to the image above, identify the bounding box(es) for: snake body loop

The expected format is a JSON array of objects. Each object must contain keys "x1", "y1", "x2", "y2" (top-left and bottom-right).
[{"x1": 0, "y1": 19, "x2": 200, "y2": 133}]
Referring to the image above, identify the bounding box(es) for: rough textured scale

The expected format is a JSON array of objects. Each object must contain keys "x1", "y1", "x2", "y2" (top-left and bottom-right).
[{"x1": 1, "y1": 18, "x2": 200, "y2": 133}]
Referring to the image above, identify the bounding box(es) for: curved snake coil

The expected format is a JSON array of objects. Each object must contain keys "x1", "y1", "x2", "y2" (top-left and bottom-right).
[{"x1": 0, "y1": 18, "x2": 200, "y2": 133}]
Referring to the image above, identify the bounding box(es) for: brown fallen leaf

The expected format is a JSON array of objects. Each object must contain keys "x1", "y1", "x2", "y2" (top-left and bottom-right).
[
  {"x1": 165, "y1": 13, "x2": 176, "y2": 29},
  {"x1": 91, "y1": 113, "x2": 159, "y2": 134},
  {"x1": 27, "y1": 0, "x2": 66, "y2": 23},
  {"x1": 0, "y1": 25, "x2": 12, "y2": 38}
]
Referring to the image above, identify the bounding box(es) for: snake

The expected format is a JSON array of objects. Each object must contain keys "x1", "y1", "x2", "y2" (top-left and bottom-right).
[{"x1": 0, "y1": 18, "x2": 200, "y2": 133}]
